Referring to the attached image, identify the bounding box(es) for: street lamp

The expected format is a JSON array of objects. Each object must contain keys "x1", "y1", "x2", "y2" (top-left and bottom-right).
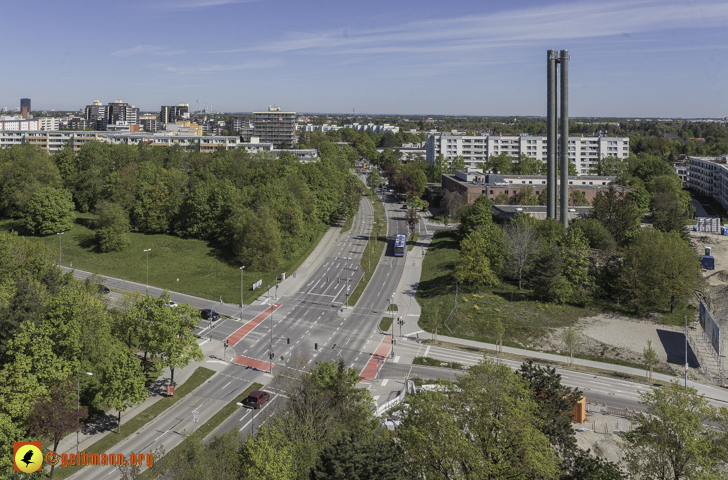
[
  {"x1": 268, "y1": 303, "x2": 274, "y2": 374},
  {"x1": 77, "y1": 371, "x2": 92, "y2": 452},
  {"x1": 57, "y1": 232, "x2": 64, "y2": 266},
  {"x1": 390, "y1": 293, "x2": 395, "y2": 357},
  {"x1": 143, "y1": 249, "x2": 151, "y2": 294},
  {"x1": 236, "y1": 402, "x2": 255, "y2": 436},
  {"x1": 240, "y1": 266, "x2": 245, "y2": 310}
]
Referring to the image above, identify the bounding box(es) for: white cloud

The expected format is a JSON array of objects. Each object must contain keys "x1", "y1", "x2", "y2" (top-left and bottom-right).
[
  {"x1": 157, "y1": 0, "x2": 260, "y2": 9},
  {"x1": 112, "y1": 45, "x2": 186, "y2": 57},
  {"x1": 161, "y1": 59, "x2": 280, "y2": 75}
]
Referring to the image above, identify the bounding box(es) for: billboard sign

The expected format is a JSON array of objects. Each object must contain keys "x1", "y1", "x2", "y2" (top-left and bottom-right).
[{"x1": 699, "y1": 301, "x2": 721, "y2": 356}]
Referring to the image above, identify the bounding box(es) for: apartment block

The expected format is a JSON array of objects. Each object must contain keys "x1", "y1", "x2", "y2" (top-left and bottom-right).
[
  {"x1": 20, "y1": 98, "x2": 31, "y2": 119},
  {"x1": 253, "y1": 106, "x2": 296, "y2": 148},
  {"x1": 426, "y1": 133, "x2": 630, "y2": 175},
  {"x1": 687, "y1": 156, "x2": 728, "y2": 211},
  {"x1": 0, "y1": 117, "x2": 58, "y2": 131},
  {"x1": 107, "y1": 100, "x2": 139, "y2": 125},
  {"x1": 160, "y1": 104, "x2": 189, "y2": 123}
]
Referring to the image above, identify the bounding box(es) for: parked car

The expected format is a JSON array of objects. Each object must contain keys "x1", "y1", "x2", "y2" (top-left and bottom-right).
[
  {"x1": 200, "y1": 308, "x2": 220, "y2": 321},
  {"x1": 98, "y1": 285, "x2": 110, "y2": 294},
  {"x1": 163, "y1": 301, "x2": 178, "y2": 308},
  {"x1": 243, "y1": 390, "x2": 270, "y2": 409}
]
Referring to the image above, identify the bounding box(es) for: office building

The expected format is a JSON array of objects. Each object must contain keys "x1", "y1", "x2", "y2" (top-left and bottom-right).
[
  {"x1": 253, "y1": 106, "x2": 296, "y2": 148},
  {"x1": 442, "y1": 167, "x2": 620, "y2": 206},
  {"x1": 84, "y1": 100, "x2": 108, "y2": 130},
  {"x1": 0, "y1": 117, "x2": 58, "y2": 131},
  {"x1": 426, "y1": 133, "x2": 630, "y2": 175},
  {"x1": 20, "y1": 98, "x2": 31, "y2": 119},
  {"x1": 160, "y1": 103, "x2": 189, "y2": 123}
]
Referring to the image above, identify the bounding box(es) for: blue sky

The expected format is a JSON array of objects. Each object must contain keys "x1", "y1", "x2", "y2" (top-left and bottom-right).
[{"x1": 3, "y1": 0, "x2": 728, "y2": 117}]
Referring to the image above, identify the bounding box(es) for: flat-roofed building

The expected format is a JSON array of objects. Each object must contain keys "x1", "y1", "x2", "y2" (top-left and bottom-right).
[
  {"x1": 253, "y1": 106, "x2": 296, "y2": 148},
  {"x1": 160, "y1": 103, "x2": 189, "y2": 123},
  {"x1": 426, "y1": 133, "x2": 630, "y2": 175},
  {"x1": 687, "y1": 156, "x2": 728, "y2": 211},
  {"x1": 442, "y1": 167, "x2": 622, "y2": 206}
]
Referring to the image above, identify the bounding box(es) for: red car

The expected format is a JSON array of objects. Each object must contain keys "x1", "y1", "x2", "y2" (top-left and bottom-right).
[{"x1": 243, "y1": 390, "x2": 270, "y2": 409}]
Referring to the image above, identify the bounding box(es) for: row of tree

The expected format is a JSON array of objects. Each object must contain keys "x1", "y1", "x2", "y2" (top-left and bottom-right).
[
  {"x1": 0, "y1": 141, "x2": 361, "y2": 270},
  {"x1": 148, "y1": 356, "x2": 728, "y2": 480},
  {"x1": 0, "y1": 232, "x2": 203, "y2": 477}
]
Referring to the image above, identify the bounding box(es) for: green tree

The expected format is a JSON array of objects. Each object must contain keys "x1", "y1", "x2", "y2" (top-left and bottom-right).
[
  {"x1": 99, "y1": 346, "x2": 147, "y2": 434},
  {"x1": 397, "y1": 359, "x2": 560, "y2": 480},
  {"x1": 449, "y1": 155, "x2": 466, "y2": 173},
  {"x1": 156, "y1": 302, "x2": 203, "y2": 386},
  {"x1": 562, "y1": 449, "x2": 626, "y2": 480},
  {"x1": 227, "y1": 205, "x2": 282, "y2": 271},
  {"x1": 433, "y1": 154, "x2": 448, "y2": 181},
  {"x1": 239, "y1": 427, "x2": 297, "y2": 480},
  {"x1": 94, "y1": 201, "x2": 131, "y2": 252},
  {"x1": 0, "y1": 144, "x2": 62, "y2": 218},
  {"x1": 513, "y1": 154, "x2": 546, "y2": 175},
  {"x1": 514, "y1": 186, "x2": 539, "y2": 205},
  {"x1": 569, "y1": 189, "x2": 590, "y2": 206},
  {"x1": 23, "y1": 187, "x2": 75, "y2": 235},
  {"x1": 367, "y1": 169, "x2": 382, "y2": 192},
  {"x1": 560, "y1": 327, "x2": 579, "y2": 366},
  {"x1": 561, "y1": 227, "x2": 593, "y2": 304},
  {"x1": 569, "y1": 218, "x2": 617, "y2": 252},
  {"x1": 590, "y1": 185, "x2": 642, "y2": 245},
  {"x1": 643, "y1": 340, "x2": 658, "y2": 382},
  {"x1": 459, "y1": 195, "x2": 494, "y2": 237},
  {"x1": 619, "y1": 228, "x2": 704, "y2": 313},
  {"x1": 311, "y1": 431, "x2": 408, "y2": 480},
  {"x1": 486, "y1": 152, "x2": 513, "y2": 174},
  {"x1": 518, "y1": 361, "x2": 582, "y2": 458},
  {"x1": 624, "y1": 382, "x2": 727, "y2": 480},
  {"x1": 411, "y1": 169, "x2": 427, "y2": 196},
  {"x1": 454, "y1": 230, "x2": 500, "y2": 288},
  {"x1": 592, "y1": 156, "x2": 627, "y2": 178}
]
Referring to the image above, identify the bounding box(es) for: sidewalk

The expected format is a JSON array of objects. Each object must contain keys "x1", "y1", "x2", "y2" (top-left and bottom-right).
[
  {"x1": 391, "y1": 217, "x2": 728, "y2": 405},
  {"x1": 52, "y1": 224, "x2": 347, "y2": 456}
]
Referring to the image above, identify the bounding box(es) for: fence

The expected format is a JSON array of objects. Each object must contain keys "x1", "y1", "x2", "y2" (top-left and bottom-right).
[{"x1": 375, "y1": 380, "x2": 414, "y2": 417}]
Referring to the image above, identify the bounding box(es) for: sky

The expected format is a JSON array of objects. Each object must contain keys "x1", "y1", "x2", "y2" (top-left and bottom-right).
[{"x1": 3, "y1": 0, "x2": 728, "y2": 117}]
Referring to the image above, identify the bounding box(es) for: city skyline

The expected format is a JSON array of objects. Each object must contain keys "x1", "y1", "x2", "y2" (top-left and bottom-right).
[{"x1": 3, "y1": 0, "x2": 728, "y2": 117}]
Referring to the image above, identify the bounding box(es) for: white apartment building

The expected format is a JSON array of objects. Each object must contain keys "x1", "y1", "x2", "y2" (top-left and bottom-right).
[
  {"x1": 426, "y1": 133, "x2": 630, "y2": 175},
  {"x1": 344, "y1": 123, "x2": 399, "y2": 134},
  {"x1": 687, "y1": 156, "x2": 728, "y2": 211},
  {"x1": 0, "y1": 117, "x2": 59, "y2": 131}
]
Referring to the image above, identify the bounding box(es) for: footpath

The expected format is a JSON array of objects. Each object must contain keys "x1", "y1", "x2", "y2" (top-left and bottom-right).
[
  {"x1": 388, "y1": 215, "x2": 728, "y2": 405},
  {"x1": 53, "y1": 222, "x2": 344, "y2": 457}
]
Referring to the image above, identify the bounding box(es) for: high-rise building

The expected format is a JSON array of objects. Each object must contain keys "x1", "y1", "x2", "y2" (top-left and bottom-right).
[
  {"x1": 84, "y1": 100, "x2": 108, "y2": 130},
  {"x1": 20, "y1": 98, "x2": 31, "y2": 119},
  {"x1": 160, "y1": 103, "x2": 189, "y2": 123},
  {"x1": 107, "y1": 100, "x2": 139, "y2": 125},
  {"x1": 253, "y1": 106, "x2": 296, "y2": 148}
]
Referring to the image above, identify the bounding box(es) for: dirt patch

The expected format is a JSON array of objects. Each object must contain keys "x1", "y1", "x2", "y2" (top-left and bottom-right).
[{"x1": 574, "y1": 412, "x2": 631, "y2": 469}]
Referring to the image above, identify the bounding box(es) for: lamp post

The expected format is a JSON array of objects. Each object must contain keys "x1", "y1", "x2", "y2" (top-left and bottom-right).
[
  {"x1": 268, "y1": 303, "x2": 274, "y2": 374},
  {"x1": 57, "y1": 232, "x2": 64, "y2": 266},
  {"x1": 240, "y1": 266, "x2": 245, "y2": 310},
  {"x1": 685, "y1": 315, "x2": 688, "y2": 388},
  {"x1": 236, "y1": 402, "x2": 254, "y2": 436},
  {"x1": 143, "y1": 249, "x2": 151, "y2": 294},
  {"x1": 390, "y1": 293, "x2": 395, "y2": 357},
  {"x1": 77, "y1": 371, "x2": 92, "y2": 452}
]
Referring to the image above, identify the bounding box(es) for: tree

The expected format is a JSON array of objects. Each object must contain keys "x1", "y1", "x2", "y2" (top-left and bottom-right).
[
  {"x1": 454, "y1": 224, "x2": 506, "y2": 288},
  {"x1": 486, "y1": 152, "x2": 513, "y2": 174},
  {"x1": 513, "y1": 154, "x2": 546, "y2": 175},
  {"x1": 27, "y1": 377, "x2": 88, "y2": 479},
  {"x1": 643, "y1": 340, "x2": 658, "y2": 382},
  {"x1": 561, "y1": 327, "x2": 578, "y2": 366},
  {"x1": 561, "y1": 227, "x2": 593, "y2": 304},
  {"x1": 239, "y1": 427, "x2": 297, "y2": 480},
  {"x1": 311, "y1": 431, "x2": 407, "y2": 480},
  {"x1": 23, "y1": 187, "x2": 75, "y2": 235},
  {"x1": 0, "y1": 144, "x2": 63, "y2": 218},
  {"x1": 100, "y1": 345, "x2": 147, "y2": 434},
  {"x1": 592, "y1": 156, "x2": 627, "y2": 178},
  {"x1": 440, "y1": 190, "x2": 465, "y2": 220},
  {"x1": 624, "y1": 382, "x2": 727, "y2": 480},
  {"x1": 504, "y1": 217, "x2": 540, "y2": 290},
  {"x1": 94, "y1": 201, "x2": 131, "y2": 252},
  {"x1": 405, "y1": 206, "x2": 418, "y2": 235},
  {"x1": 397, "y1": 359, "x2": 560, "y2": 479},
  {"x1": 459, "y1": 195, "x2": 494, "y2": 237},
  {"x1": 493, "y1": 192, "x2": 511, "y2": 204},
  {"x1": 411, "y1": 169, "x2": 427, "y2": 197},
  {"x1": 518, "y1": 361, "x2": 582, "y2": 459},
  {"x1": 618, "y1": 228, "x2": 704, "y2": 313},
  {"x1": 590, "y1": 185, "x2": 641, "y2": 245},
  {"x1": 562, "y1": 448, "x2": 626, "y2": 480},
  {"x1": 449, "y1": 155, "x2": 466, "y2": 173},
  {"x1": 158, "y1": 303, "x2": 204, "y2": 386},
  {"x1": 569, "y1": 218, "x2": 617, "y2": 252},
  {"x1": 493, "y1": 319, "x2": 505, "y2": 354},
  {"x1": 514, "y1": 186, "x2": 539, "y2": 205},
  {"x1": 569, "y1": 189, "x2": 590, "y2": 206},
  {"x1": 367, "y1": 169, "x2": 381, "y2": 192}
]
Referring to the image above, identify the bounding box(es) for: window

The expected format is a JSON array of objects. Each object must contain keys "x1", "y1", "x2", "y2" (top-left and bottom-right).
[{"x1": 505, "y1": 190, "x2": 509, "y2": 194}]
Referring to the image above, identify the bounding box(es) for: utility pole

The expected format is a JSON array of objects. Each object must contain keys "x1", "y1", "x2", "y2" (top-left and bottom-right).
[
  {"x1": 240, "y1": 266, "x2": 245, "y2": 310},
  {"x1": 269, "y1": 303, "x2": 274, "y2": 374},
  {"x1": 685, "y1": 315, "x2": 688, "y2": 388},
  {"x1": 144, "y1": 249, "x2": 151, "y2": 294},
  {"x1": 57, "y1": 231, "x2": 64, "y2": 266}
]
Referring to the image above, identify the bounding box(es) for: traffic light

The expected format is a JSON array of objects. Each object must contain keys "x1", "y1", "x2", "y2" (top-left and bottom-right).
[
  {"x1": 287, "y1": 338, "x2": 290, "y2": 344},
  {"x1": 269, "y1": 351, "x2": 275, "y2": 359},
  {"x1": 315, "y1": 343, "x2": 318, "y2": 350}
]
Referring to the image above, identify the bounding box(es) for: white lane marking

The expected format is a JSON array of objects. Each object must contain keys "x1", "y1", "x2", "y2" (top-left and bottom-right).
[{"x1": 381, "y1": 379, "x2": 389, "y2": 387}]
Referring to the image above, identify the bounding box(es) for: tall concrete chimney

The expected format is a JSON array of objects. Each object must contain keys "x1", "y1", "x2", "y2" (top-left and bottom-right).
[
  {"x1": 559, "y1": 50, "x2": 569, "y2": 228},
  {"x1": 546, "y1": 51, "x2": 558, "y2": 219}
]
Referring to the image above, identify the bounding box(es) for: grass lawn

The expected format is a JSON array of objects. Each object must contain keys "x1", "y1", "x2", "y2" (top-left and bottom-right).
[
  {"x1": 417, "y1": 229, "x2": 598, "y2": 347},
  {"x1": 413, "y1": 356, "x2": 464, "y2": 369},
  {"x1": 53, "y1": 367, "x2": 215, "y2": 479},
  {"x1": 139, "y1": 382, "x2": 264, "y2": 480},
  {"x1": 0, "y1": 214, "x2": 327, "y2": 304},
  {"x1": 348, "y1": 184, "x2": 387, "y2": 306},
  {"x1": 379, "y1": 316, "x2": 393, "y2": 332}
]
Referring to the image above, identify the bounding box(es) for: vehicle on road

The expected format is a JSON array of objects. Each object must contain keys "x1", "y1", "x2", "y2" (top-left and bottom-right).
[
  {"x1": 200, "y1": 308, "x2": 220, "y2": 321},
  {"x1": 243, "y1": 390, "x2": 270, "y2": 409},
  {"x1": 164, "y1": 301, "x2": 178, "y2": 308},
  {"x1": 394, "y1": 234, "x2": 406, "y2": 257},
  {"x1": 98, "y1": 285, "x2": 110, "y2": 294}
]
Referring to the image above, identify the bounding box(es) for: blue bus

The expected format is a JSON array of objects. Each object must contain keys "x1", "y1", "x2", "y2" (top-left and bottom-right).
[{"x1": 394, "y1": 234, "x2": 406, "y2": 257}]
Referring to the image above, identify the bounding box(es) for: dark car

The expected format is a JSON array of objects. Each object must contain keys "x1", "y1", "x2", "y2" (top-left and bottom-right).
[
  {"x1": 243, "y1": 390, "x2": 270, "y2": 409},
  {"x1": 200, "y1": 309, "x2": 220, "y2": 321},
  {"x1": 98, "y1": 285, "x2": 110, "y2": 294}
]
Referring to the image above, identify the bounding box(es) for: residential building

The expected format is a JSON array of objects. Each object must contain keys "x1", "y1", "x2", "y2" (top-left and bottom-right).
[
  {"x1": 107, "y1": 100, "x2": 139, "y2": 125},
  {"x1": 296, "y1": 123, "x2": 342, "y2": 134},
  {"x1": 687, "y1": 156, "x2": 728, "y2": 211},
  {"x1": 84, "y1": 100, "x2": 108, "y2": 130},
  {"x1": 106, "y1": 122, "x2": 141, "y2": 132},
  {"x1": 20, "y1": 98, "x2": 31, "y2": 119},
  {"x1": 674, "y1": 162, "x2": 688, "y2": 183},
  {"x1": 140, "y1": 117, "x2": 160, "y2": 132},
  {"x1": 253, "y1": 106, "x2": 296, "y2": 148},
  {"x1": 441, "y1": 167, "x2": 621, "y2": 206},
  {"x1": 0, "y1": 117, "x2": 58, "y2": 131},
  {"x1": 160, "y1": 103, "x2": 189, "y2": 123},
  {"x1": 426, "y1": 133, "x2": 630, "y2": 175},
  {"x1": 343, "y1": 123, "x2": 399, "y2": 134},
  {"x1": 165, "y1": 121, "x2": 203, "y2": 136}
]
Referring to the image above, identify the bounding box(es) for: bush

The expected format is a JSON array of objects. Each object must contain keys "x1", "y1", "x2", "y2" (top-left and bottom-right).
[{"x1": 23, "y1": 187, "x2": 75, "y2": 235}]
